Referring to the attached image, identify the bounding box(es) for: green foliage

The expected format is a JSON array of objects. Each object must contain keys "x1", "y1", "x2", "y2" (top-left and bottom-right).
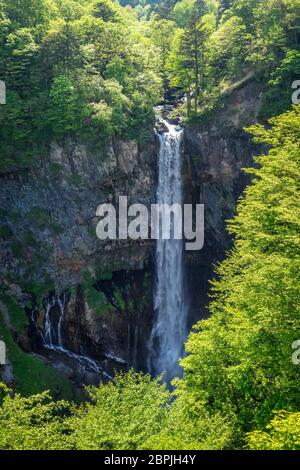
[
  {"x1": 172, "y1": 0, "x2": 206, "y2": 28},
  {"x1": 50, "y1": 222, "x2": 64, "y2": 235},
  {"x1": 85, "y1": 284, "x2": 112, "y2": 315},
  {"x1": 0, "y1": 225, "x2": 12, "y2": 239},
  {"x1": 178, "y1": 105, "x2": 300, "y2": 445},
  {"x1": 48, "y1": 75, "x2": 86, "y2": 137},
  {"x1": 70, "y1": 371, "x2": 170, "y2": 450},
  {"x1": 0, "y1": 0, "x2": 162, "y2": 171},
  {"x1": 145, "y1": 392, "x2": 234, "y2": 450},
  {"x1": 146, "y1": 16, "x2": 176, "y2": 100},
  {"x1": 0, "y1": 313, "x2": 74, "y2": 399},
  {"x1": 91, "y1": 0, "x2": 121, "y2": 22},
  {"x1": 1, "y1": 294, "x2": 28, "y2": 333},
  {"x1": 22, "y1": 229, "x2": 37, "y2": 246},
  {"x1": 83, "y1": 269, "x2": 114, "y2": 315},
  {"x1": 260, "y1": 49, "x2": 300, "y2": 118},
  {"x1": 160, "y1": 0, "x2": 300, "y2": 118},
  {"x1": 167, "y1": 15, "x2": 212, "y2": 114},
  {"x1": 247, "y1": 411, "x2": 300, "y2": 450},
  {"x1": 1, "y1": 0, "x2": 300, "y2": 452},
  {"x1": 0, "y1": 388, "x2": 72, "y2": 450},
  {"x1": 49, "y1": 162, "x2": 64, "y2": 175},
  {"x1": 1, "y1": 0, "x2": 299, "y2": 168},
  {"x1": 27, "y1": 207, "x2": 49, "y2": 229}
]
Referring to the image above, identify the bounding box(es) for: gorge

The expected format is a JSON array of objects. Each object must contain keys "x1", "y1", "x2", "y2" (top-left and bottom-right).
[
  {"x1": 0, "y1": 76, "x2": 263, "y2": 395},
  {"x1": 29, "y1": 116, "x2": 189, "y2": 384},
  {"x1": 1, "y1": 0, "x2": 299, "y2": 451}
]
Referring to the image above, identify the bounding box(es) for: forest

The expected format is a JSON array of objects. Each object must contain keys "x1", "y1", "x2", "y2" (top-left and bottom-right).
[{"x1": 0, "y1": 0, "x2": 300, "y2": 451}]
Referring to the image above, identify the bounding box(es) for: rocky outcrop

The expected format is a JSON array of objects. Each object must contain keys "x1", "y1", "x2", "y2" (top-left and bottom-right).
[
  {"x1": 183, "y1": 79, "x2": 265, "y2": 324},
  {"x1": 0, "y1": 132, "x2": 157, "y2": 381},
  {"x1": 0, "y1": 134, "x2": 156, "y2": 288}
]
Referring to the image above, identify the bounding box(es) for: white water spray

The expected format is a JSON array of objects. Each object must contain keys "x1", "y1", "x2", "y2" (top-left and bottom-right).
[{"x1": 148, "y1": 119, "x2": 188, "y2": 380}]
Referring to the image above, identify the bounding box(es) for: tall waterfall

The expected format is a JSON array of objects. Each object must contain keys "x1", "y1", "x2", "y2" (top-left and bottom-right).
[{"x1": 148, "y1": 119, "x2": 188, "y2": 380}]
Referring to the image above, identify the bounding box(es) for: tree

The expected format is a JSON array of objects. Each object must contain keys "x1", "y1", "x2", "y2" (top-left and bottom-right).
[
  {"x1": 247, "y1": 411, "x2": 300, "y2": 450},
  {"x1": 217, "y1": 0, "x2": 233, "y2": 22},
  {"x1": 148, "y1": 17, "x2": 177, "y2": 101},
  {"x1": 0, "y1": 0, "x2": 164, "y2": 171},
  {"x1": 168, "y1": 15, "x2": 210, "y2": 114},
  {"x1": 0, "y1": 385, "x2": 71, "y2": 450},
  {"x1": 91, "y1": 0, "x2": 121, "y2": 22},
  {"x1": 70, "y1": 371, "x2": 170, "y2": 450},
  {"x1": 178, "y1": 105, "x2": 300, "y2": 445},
  {"x1": 261, "y1": 49, "x2": 300, "y2": 118},
  {"x1": 48, "y1": 74, "x2": 85, "y2": 137}
]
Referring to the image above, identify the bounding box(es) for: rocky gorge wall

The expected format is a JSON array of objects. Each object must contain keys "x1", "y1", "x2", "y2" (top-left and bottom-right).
[
  {"x1": 0, "y1": 132, "x2": 157, "y2": 388},
  {"x1": 0, "y1": 77, "x2": 265, "y2": 393},
  {"x1": 182, "y1": 79, "x2": 264, "y2": 325}
]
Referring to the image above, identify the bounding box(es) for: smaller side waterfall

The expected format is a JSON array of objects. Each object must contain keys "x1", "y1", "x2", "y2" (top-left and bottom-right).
[{"x1": 34, "y1": 293, "x2": 111, "y2": 378}]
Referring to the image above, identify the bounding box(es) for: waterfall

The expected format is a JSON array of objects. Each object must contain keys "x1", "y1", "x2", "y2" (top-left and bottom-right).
[
  {"x1": 44, "y1": 298, "x2": 55, "y2": 347},
  {"x1": 57, "y1": 292, "x2": 66, "y2": 347},
  {"x1": 148, "y1": 119, "x2": 188, "y2": 381},
  {"x1": 36, "y1": 293, "x2": 111, "y2": 378}
]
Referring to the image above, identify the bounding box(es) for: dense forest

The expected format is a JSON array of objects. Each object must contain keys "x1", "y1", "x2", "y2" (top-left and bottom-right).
[
  {"x1": 1, "y1": 0, "x2": 299, "y2": 172},
  {"x1": 0, "y1": 0, "x2": 300, "y2": 451}
]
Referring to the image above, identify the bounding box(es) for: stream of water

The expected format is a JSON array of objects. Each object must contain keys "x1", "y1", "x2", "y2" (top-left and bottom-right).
[
  {"x1": 148, "y1": 119, "x2": 188, "y2": 381},
  {"x1": 37, "y1": 293, "x2": 111, "y2": 378}
]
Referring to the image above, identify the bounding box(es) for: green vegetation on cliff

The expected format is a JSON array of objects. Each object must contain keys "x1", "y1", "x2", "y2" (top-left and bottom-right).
[
  {"x1": 148, "y1": 0, "x2": 300, "y2": 120},
  {"x1": 1, "y1": 0, "x2": 299, "y2": 172},
  {"x1": 175, "y1": 105, "x2": 300, "y2": 447},
  {"x1": 0, "y1": 0, "x2": 162, "y2": 171}
]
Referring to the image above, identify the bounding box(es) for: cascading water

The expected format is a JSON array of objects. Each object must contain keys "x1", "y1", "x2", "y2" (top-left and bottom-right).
[
  {"x1": 36, "y1": 293, "x2": 111, "y2": 378},
  {"x1": 57, "y1": 292, "x2": 66, "y2": 346},
  {"x1": 148, "y1": 118, "x2": 188, "y2": 381}
]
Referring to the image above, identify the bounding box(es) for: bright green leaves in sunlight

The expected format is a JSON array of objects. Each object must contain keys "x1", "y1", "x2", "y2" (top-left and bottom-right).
[
  {"x1": 68, "y1": 371, "x2": 170, "y2": 450},
  {"x1": 0, "y1": 384, "x2": 72, "y2": 450},
  {"x1": 178, "y1": 105, "x2": 300, "y2": 446},
  {"x1": 247, "y1": 411, "x2": 300, "y2": 450},
  {"x1": 1, "y1": 0, "x2": 300, "y2": 452},
  {"x1": 0, "y1": 0, "x2": 162, "y2": 171}
]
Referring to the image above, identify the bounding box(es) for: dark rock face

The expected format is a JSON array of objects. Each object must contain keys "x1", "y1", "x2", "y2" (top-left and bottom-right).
[
  {"x1": 183, "y1": 80, "x2": 264, "y2": 325},
  {"x1": 0, "y1": 133, "x2": 157, "y2": 381},
  {"x1": 61, "y1": 266, "x2": 154, "y2": 373},
  {"x1": 0, "y1": 134, "x2": 157, "y2": 287},
  {"x1": 0, "y1": 79, "x2": 265, "y2": 386}
]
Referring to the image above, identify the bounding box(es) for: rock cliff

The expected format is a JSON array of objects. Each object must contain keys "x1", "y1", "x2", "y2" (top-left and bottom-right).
[{"x1": 0, "y1": 77, "x2": 265, "y2": 390}]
